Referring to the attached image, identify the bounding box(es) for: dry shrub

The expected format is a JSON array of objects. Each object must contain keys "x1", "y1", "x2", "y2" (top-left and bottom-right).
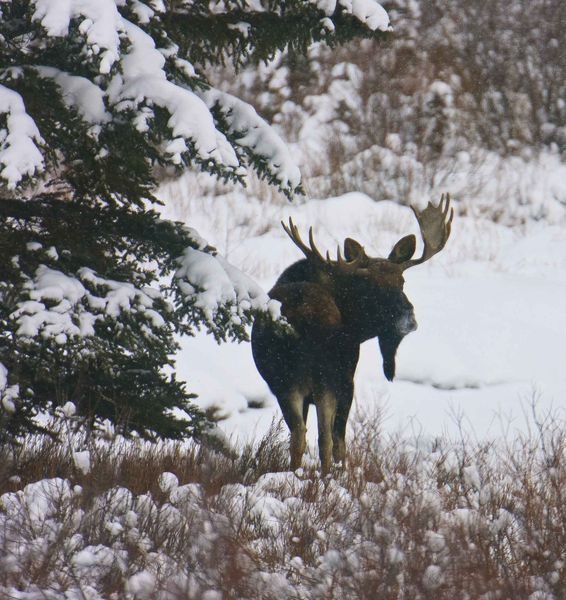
[{"x1": 1, "y1": 406, "x2": 564, "y2": 599}]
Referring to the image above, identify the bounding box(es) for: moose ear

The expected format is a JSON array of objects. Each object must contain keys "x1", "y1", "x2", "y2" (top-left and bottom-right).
[
  {"x1": 388, "y1": 234, "x2": 416, "y2": 263},
  {"x1": 344, "y1": 238, "x2": 365, "y2": 261}
]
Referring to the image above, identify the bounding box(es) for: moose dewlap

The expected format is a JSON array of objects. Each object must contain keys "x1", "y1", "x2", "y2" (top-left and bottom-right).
[{"x1": 251, "y1": 195, "x2": 454, "y2": 474}]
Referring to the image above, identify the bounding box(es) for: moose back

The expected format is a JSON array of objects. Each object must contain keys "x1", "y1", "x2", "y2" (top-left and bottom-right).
[{"x1": 251, "y1": 195, "x2": 453, "y2": 474}]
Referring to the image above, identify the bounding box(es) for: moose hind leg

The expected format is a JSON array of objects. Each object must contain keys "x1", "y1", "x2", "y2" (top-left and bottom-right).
[
  {"x1": 315, "y1": 389, "x2": 337, "y2": 475},
  {"x1": 278, "y1": 390, "x2": 308, "y2": 472},
  {"x1": 332, "y1": 414, "x2": 348, "y2": 465}
]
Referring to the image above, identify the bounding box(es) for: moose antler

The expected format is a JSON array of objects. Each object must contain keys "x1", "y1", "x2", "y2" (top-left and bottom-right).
[
  {"x1": 402, "y1": 194, "x2": 454, "y2": 270},
  {"x1": 281, "y1": 218, "x2": 366, "y2": 272},
  {"x1": 281, "y1": 218, "x2": 326, "y2": 263}
]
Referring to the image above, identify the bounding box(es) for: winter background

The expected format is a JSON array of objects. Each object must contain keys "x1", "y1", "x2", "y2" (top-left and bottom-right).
[
  {"x1": 160, "y1": 176, "x2": 566, "y2": 449},
  {"x1": 2, "y1": 0, "x2": 565, "y2": 597},
  {"x1": 164, "y1": 0, "x2": 566, "y2": 450}
]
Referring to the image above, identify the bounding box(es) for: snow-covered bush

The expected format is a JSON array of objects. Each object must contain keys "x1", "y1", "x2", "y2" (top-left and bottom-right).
[
  {"x1": 1, "y1": 411, "x2": 564, "y2": 598},
  {"x1": 0, "y1": 1, "x2": 390, "y2": 440},
  {"x1": 227, "y1": 0, "x2": 565, "y2": 214}
]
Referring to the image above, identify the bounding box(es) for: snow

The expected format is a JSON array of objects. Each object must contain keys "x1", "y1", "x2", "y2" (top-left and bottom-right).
[
  {"x1": 0, "y1": 84, "x2": 44, "y2": 188},
  {"x1": 109, "y1": 19, "x2": 239, "y2": 168},
  {"x1": 130, "y1": 1, "x2": 156, "y2": 24},
  {"x1": 36, "y1": 67, "x2": 110, "y2": 124},
  {"x1": 1, "y1": 3, "x2": 564, "y2": 597},
  {"x1": 201, "y1": 88, "x2": 302, "y2": 190},
  {"x1": 0, "y1": 364, "x2": 7, "y2": 391},
  {"x1": 425, "y1": 530, "x2": 445, "y2": 552},
  {"x1": 1, "y1": 478, "x2": 73, "y2": 525},
  {"x1": 313, "y1": 0, "x2": 339, "y2": 16},
  {"x1": 339, "y1": 0, "x2": 391, "y2": 32},
  {"x1": 158, "y1": 472, "x2": 179, "y2": 493},
  {"x1": 307, "y1": 0, "x2": 391, "y2": 31},
  {"x1": 72, "y1": 544, "x2": 118, "y2": 573},
  {"x1": 159, "y1": 185, "x2": 566, "y2": 446},
  {"x1": 31, "y1": 0, "x2": 73, "y2": 38},
  {"x1": 12, "y1": 265, "x2": 173, "y2": 343},
  {"x1": 204, "y1": 0, "x2": 390, "y2": 32},
  {"x1": 0, "y1": 363, "x2": 18, "y2": 414},
  {"x1": 79, "y1": 268, "x2": 160, "y2": 320},
  {"x1": 126, "y1": 571, "x2": 156, "y2": 598},
  {"x1": 0, "y1": 445, "x2": 561, "y2": 597},
  {"x1": 61, "y1": 401, "x2": 77, "y2": 417},
  {"x1": 29, "y1": 266, "x2": 87, "y2": 306},
  {"x1": 422, "y1": 564, "x2": 444, "y2": 590},
  {"x1": 73, "y1": 450, "x2": 91, "y2": 475},
  {"x1": 31, "y1": 0, "x2": 123, "y2": 72},
  {"x1": 1, "y1": 0, "x2": 394, "y2": 194},
  {"x1": 174, "y1": 246, "x2": 276, "y2": 323},
  {"x1": 14, "y1": 267, "x2": 93, "y2": 341},
  {"x1": 463, "y1": 464, "x2": 481, "y2": 490},
  {"x1": 428, "y1": 80, "x2": 453, "y2": 104},
  {"x1": 3, "y1": 1, "x2": 321, "y2": 192}
]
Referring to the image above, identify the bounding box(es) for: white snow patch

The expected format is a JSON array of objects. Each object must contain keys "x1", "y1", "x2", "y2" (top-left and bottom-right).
[
  {"x1": 12, "y1": 265, "x2": 170, "y2": 343},
  {"x1": 175, "y1": 246, "x2": 275, "y2": 322},
  {"x1": 158, "y1": 472, "x2": 179, "y2": 494},
  {"x1": 31, "y1": 0, "x2": 123, "y2": 73},
  {"x1": 126, "y1": 571, "x2": 156, "y2": 598},
  {"x1": 36, "y1": 67, "x2": 110, "y2": 124},
  {"x1": 0, "y1": 84, "x2": 44, "y2": 187},
  {"x1": 61, "y1": 401, "x2": 77, "y2": 417},
  {"x1": 108, "y1": 20, "x2": 238, "y2": 168},
  {"x1": 422, "y1": 564, "x2": 444, "y2": 590},
  {"x1": 337, "y1": 0, "x2": 391, "y2": 31},
  {"x1": 73, "y1": 450, "x2": 91, "y2": 475},
  {"x1": 201, "y1": 88, "x2": 302, "y2": 190}
]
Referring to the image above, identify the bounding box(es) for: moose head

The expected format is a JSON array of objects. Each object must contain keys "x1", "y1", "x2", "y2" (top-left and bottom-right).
[{"x1": 251, "y1": 195, "x2": 453, "y2": 474}]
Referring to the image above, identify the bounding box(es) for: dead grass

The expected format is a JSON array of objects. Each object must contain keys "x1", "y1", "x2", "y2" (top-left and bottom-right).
[{"x1": 1, "y1": 411, "x2": 564, "y2": 599}]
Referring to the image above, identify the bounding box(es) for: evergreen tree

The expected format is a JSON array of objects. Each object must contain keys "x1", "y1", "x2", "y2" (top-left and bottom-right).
[{"x1": 0, "y1": 0, "x2": 390, "y2": 442}]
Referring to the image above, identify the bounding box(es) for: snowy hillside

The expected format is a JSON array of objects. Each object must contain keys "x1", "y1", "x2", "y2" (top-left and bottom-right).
[{"x1": 158, "y1": 178, "x2": 566, "y2": 448}]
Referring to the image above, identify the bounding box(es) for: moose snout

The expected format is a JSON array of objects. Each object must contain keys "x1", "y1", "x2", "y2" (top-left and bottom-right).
[{"x1": 397, "y1": 312, "x2": 418, "y2": 335}]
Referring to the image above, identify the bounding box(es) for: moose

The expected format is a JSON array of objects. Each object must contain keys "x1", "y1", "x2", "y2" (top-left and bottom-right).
[{"x1": 251, "y1": 195, "x2": 453, "y2": 474}]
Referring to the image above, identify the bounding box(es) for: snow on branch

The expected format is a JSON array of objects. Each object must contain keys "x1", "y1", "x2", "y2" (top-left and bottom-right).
[
  {"x1": 12, "y1": 265, "x2": 169, "y2": 345},
  {"x1": 2, "y1": 1, "x2": 390, "y2": 193},
  {"x1": 35, "y1": 67, "x2": 110, "y2": 125},
  {"x1": 0, "y1": 85, "x2": 44, "y2": 189},
  {"x1": 31, "y1": 0, "x2": 123, "y2": 74},
  {"x1": 174, "y1": 245, "x2": 279, "y2": 338},
  {"x1": 201, "y1": 88, "x2": 302, "y2": 193},
  {"x1": 0, "y1": 363, "x2": 19, "y2": 415},
  {"x1": 201, "y1": 0, "x2": 390, "y2": 32},
  {"x1": 32, "y1": 1, "x2": 237, "y2": 166},
  {"x1": 130, "y1": 0, "x2": 164, "y2": 24},
  {"x1": 337, "y1": 0, "x2": 391, "y2": 31},
  {"x1": 110, "y1": 20, "x2": 239, "y2": 168},
  {"x1": 13, "y1": 267, "x2": 96, "y2": 343},
  {"x1": 28, "y1": 1, "x2": 239, "y2": 170}
]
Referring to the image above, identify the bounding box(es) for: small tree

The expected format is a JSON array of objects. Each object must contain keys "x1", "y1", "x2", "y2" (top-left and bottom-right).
[{"x1": 0, "y1": 0, "x2": 390, "y2": 442}]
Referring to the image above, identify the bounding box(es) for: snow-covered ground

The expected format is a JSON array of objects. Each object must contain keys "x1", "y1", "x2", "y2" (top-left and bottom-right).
[{"x1": 158, "y1": 182, "x2": 566, "y2": 449}]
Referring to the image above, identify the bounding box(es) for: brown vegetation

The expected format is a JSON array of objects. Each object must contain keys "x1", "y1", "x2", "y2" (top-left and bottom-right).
[{"x1": 1, "y1": 408, "x2": 564, "y2": 598}]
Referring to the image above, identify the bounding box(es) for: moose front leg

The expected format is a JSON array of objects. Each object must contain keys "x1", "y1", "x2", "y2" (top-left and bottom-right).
[
  {"x1": 332, "y1": 379, "x2": 354, "y2": 465},
  {"x1": 315, "y1": 389, "x2": 337, "y2": 475},
  {"x1": 278, "y1": 390, "x2": 308, "y2": 471}
]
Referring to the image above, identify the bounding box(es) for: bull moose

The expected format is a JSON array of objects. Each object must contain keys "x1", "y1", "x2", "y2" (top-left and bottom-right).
[{"x1": 251, "y1": 195, "x2": 453, "y2": 474}]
